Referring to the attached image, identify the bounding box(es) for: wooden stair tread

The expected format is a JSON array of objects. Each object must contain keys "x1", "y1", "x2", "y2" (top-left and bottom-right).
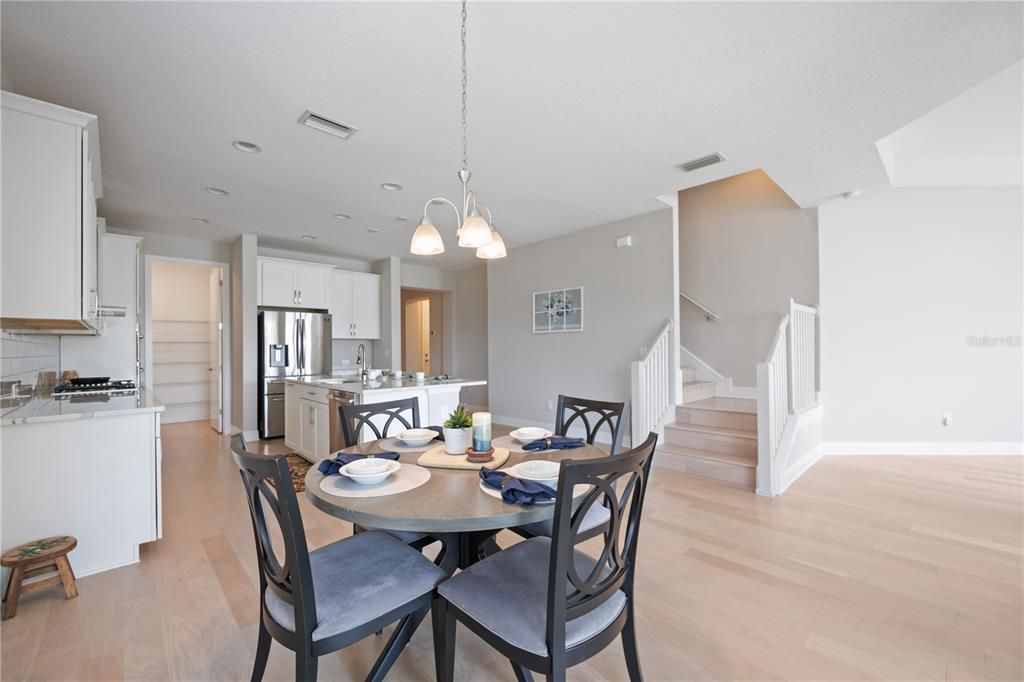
[
  {"x1": 664, "y1": 422, "x2": 757, "y2": 440},
  {"x1": 681, "y1": 397, "x2": 757, "y2": 415},
  {"x1": 658, "y1": 443, "x2": 755, "y2": 468}
]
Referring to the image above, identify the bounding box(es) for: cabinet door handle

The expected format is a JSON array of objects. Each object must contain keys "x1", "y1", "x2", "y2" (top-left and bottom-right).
[
  {"x1": 292, "y1": 289, "x2": 297, "y2": 304},
  {"x1": 298, "y1": 290, "x2": 302, "y2": 305}
]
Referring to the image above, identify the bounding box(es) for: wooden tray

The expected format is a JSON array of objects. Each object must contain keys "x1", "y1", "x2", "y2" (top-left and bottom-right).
[{"x1": 417, "y1": 444, "x2": 509, "y2": 470}]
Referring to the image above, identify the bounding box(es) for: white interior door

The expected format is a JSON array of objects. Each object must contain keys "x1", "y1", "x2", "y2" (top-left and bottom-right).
[{"x1": 208, "y1": 268, "x2": 223, "y2": 433}]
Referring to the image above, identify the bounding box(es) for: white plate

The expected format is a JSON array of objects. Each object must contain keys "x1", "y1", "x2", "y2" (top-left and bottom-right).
[
  {"x1": 397, "y1": 428, "x2": 438, "y2": 447},
  {"x1": 478, "y1": 479, "x2": 556, "y2": 504},
  {"x1": 506, "y1": 460, "x2": 560, "y2": 488},
  {"x1": 510, "y1": 427, "x2": 553, "y2": 444},
  {"x1": 339, "y1": 460, "x2": 400, "y2": 485}
]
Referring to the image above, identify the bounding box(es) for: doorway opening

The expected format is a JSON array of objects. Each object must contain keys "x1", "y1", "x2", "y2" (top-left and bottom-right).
[
  {"x1": 146, "y1": 258, "x2": 229, "y2": 432},
  {"x1": 401, "y1": 288, "x2": 445, "y2": 375}
]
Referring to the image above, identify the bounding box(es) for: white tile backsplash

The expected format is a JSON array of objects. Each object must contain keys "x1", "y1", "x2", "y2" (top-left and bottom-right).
[{"x1": 1, "y1": 331, "x2": 60, "y2": 388}]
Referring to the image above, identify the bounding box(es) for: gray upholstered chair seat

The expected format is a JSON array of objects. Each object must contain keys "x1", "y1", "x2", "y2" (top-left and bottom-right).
[
  {"x1": 264, "y1": 531, "x2": 445, "y2": 642},
  {"x1": 437, "y1": 537, "x2": 626, "y2": 656},
  {"x1": 518, "y1": 503, "x2": 610, "y2": 538}
]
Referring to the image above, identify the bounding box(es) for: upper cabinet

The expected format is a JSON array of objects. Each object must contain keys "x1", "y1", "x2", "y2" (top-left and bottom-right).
[
  {"x1": 1, "y1": 91, "x2": 102, "y2": 333},
  {"x1": 257, "y1": 257, "x2": 331, "y2": 309},
  {"x1": 329, "y1": 271, "x2": 380, "y2": 339}
]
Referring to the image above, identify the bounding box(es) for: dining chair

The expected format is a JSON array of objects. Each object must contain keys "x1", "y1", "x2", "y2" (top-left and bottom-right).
[
  {"x1": 515, "y1": 395, "x2": 630, "y2": 540},
  {"x1": 338, "y1": 398, "x2": 438, "y2": 549},
  {"x1": 230, "y1": 435, "x2": 445, "y2": 682},
  {"x1": 434, "y1": 432, "x2": 659, "y2": 682}
]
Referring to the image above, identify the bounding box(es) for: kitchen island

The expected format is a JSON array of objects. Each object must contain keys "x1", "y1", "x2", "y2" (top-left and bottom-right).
[
  {"x1": 1, "y1": 392, "x2": 164, "y2": 583},
  {"x1": 283, "y1": 375, "x2": 486, "y2": 460}
]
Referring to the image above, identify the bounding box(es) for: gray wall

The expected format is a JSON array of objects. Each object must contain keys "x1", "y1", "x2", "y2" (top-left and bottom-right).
[
  {"x1": 230, "y1": 234, "x2": 257, "y2": 434},
  {"x1": 488, "y1": 209, "x2": 673, "y2": 424},
  {"x1": 678, "y1": 170, "x2": 818, "y2": 386},
  {"x1": 453, "y1": 265, "x2": 488, "y2": 408}
]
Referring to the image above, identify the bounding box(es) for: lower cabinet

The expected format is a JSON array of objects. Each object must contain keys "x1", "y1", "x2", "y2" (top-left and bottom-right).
[
  {"x1": 284, "y1": 383, "x2": 301, "y2": 450},
  {"x1": 297, "y1": 397, "x2": 330, "y2": 461}
]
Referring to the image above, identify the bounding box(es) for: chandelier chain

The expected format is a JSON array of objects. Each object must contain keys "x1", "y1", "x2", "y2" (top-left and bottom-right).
[{"x1": 460, "y1": 0, "x2": 468, "y2": 172}]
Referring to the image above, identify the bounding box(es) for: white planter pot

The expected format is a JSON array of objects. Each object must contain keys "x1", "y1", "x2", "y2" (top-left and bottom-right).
[{"x1": 443, "y1": 427, "x2": 471, "y2": 455}]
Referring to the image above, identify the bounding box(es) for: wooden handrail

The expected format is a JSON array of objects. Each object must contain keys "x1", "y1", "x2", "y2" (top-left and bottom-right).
[{"x1": 678, "y1": 291, "x2": 719, "y2": 321}]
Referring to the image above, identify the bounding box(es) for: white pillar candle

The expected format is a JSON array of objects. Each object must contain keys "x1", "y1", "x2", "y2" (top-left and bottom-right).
[{"x1": 472, "y1": 411, "x2": 492, "y2": 452}]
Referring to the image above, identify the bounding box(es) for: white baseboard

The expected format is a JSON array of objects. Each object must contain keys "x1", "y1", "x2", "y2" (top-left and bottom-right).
[{"x1": 822, "y1": 442, "x2": 1024, "y2": 456}]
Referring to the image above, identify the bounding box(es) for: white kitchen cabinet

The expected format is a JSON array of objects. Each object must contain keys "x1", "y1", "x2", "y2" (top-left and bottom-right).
[
  {"x1": 1, "y1": 91, "x2": 102, "y2": 333},
  {"x1": 284, "y1": 382, "x2": 302, "y2": 450},
  {"x1": 330, "y1": 271, "x2": 381, "y2": 339},
  {"x1": 298, "y1": 396, "x2": 330, "y2": 460},
  {"x1": 257, "y1": 257, "x2": 331, "y2": 309}
]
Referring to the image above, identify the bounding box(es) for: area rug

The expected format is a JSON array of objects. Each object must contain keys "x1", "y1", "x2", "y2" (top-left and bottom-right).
[{"x1": 282, "y1": 454, "x2": 312, "y2": 492}]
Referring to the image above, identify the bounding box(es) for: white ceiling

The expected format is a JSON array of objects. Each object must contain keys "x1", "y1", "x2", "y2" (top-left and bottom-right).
[
  {"x1": 2, "y1": 2, "x2": 1021, "y2": 269},
  {"x1": 877, "y1": 60, "x2": 1023, "y2": 187}
]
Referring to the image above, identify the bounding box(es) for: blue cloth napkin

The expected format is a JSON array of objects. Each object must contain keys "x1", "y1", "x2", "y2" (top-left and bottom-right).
[
  {"x1": 479, "y1": 468, "x2": 556, "y2": 505},
  {"x1": 318, "y1": 452, "x2": 400, "y2": 476},
  {"x1": 522, "y1": 436, "x2": 585, "y2": 452},
  {"x1": 426, "y1": 425, "x2": 445, "y2": 441}
]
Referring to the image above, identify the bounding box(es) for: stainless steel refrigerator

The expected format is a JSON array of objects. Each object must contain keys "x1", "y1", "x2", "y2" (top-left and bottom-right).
[{"x1": 258, "y1": 309, "x2": 332, "y2": 439}]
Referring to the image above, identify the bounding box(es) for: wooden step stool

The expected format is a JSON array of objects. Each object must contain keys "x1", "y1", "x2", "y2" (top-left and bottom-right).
[{"x1": 1, "y1": 536, "x2": 78, "y2": 620}]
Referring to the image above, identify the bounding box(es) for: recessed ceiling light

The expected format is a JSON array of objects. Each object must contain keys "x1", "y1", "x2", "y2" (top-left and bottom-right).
[
  {"x1": 395, "y1": 216, "x2": 409, "y2": 222},
  {"x1": 367, "y1": 228, "x2": 382, "y2": 233},
  {"x1": 205, "y1": 186, "x2": 230, "y2": 196},
  {"x1": 380, "y1": 182, "x2": 402, "y2": 192},
  {"x1": 190, "y1": 217, "x2": 210, "y2": 224},
  {"x1": 333, "y1": 213, "x2": 351, "y2": 221},
  {"x1": 232, "y1": 140, "x2": 262, "y2": 153},
  {"x1": 301, "y1": 235, "x2": 317, "y2": 241}
]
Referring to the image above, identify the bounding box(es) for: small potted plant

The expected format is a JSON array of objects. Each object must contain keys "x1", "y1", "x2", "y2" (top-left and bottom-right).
[{"x1": 443, "y1": 405, "x2": 473, "y2": 455}]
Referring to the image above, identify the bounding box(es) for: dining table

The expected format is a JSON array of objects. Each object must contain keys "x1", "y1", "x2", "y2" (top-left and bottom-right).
[{"x1": 304, "y1": 437, "x2": 608, "y2": 573}]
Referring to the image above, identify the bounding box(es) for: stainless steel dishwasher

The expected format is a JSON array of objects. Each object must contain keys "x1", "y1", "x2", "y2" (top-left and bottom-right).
[{"x1": 328, "y1": 389, "x2": 359, "y2": 452}]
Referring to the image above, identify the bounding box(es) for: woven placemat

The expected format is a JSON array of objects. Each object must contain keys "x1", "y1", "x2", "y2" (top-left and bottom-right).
[{"x1": 417, "y1": 444, "x2": 510, "y2": 470}]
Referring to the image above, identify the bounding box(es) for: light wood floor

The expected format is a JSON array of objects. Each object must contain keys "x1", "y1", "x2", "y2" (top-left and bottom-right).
[{"x1": 2, "y1": 421, "x2": 1021, "y2": 681}]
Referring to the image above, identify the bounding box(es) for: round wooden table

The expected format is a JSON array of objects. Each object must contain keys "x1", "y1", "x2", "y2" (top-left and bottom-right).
[{"x1": 304, "y1": 440, "x2": 606, "y2": 570}]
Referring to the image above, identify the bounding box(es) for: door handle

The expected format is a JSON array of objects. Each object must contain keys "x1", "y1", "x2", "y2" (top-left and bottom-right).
[
  {"x1": 269, "y1": 396, "x2": 284, "y2": 402},
  {"x1": 298, "y1": 289, "x2": 302, "y2": 305}
]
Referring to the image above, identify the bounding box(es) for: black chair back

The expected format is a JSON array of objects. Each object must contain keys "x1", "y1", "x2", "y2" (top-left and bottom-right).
[
  {"x1": 555, "y1": 395, "x2": 630, "y2": 455},
  {"x1": 340, "y1": 397, "x2": 421, "y2": 447},
  {"x1": 230, "y1": 435, "x2": 316, "y2": 645},
  {"x1": 545, "y1": 432, "x2": 657, "y2": 650}
]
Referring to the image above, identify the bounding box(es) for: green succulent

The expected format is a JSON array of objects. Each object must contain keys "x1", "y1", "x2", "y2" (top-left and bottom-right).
[{"x1": 443, "y1": 405, "x2": 473, "y2": 429}]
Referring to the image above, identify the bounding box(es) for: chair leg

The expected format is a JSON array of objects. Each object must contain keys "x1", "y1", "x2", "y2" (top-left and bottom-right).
[
  {"x1": 432, "y1": 597, "x2": 456, "y2": 682},
  {"x1": 2, "y1": 566, "x2": 24, "y2": 620},
  {"x1": 295, "y1": 650, "x2": 318, "y2": 682},
  {"x1": 251, "y1": 618, "x2": 272, "y2": 682},
  {"x1": 366, "y1": 605, "x2": 429, "y2": 682},
  {"x1": 510, "y1": 660, "x2": 534, "y2": 682},
  {"x1": 621, "y1": 602, "x2": 644, "y2": 682},
  {"x1": 545, "y1": 668, "x2": 566, "y2": 682}
]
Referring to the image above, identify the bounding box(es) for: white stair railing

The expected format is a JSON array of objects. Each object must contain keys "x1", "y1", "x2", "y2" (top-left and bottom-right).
[
  {"x1": 756, "y1": 299, "x2": 820, "y2": 494},
  {"x1": 631, "y1": 320, "x2": 673, "y2": 443}
]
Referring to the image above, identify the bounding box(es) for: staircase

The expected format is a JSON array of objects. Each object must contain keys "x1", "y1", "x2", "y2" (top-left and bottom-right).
[{"x1": 657, "y1": 367, "x2": 758, "y2": 489}]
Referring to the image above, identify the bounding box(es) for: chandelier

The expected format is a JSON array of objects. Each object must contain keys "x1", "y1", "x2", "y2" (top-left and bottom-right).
[{"x1": 409, "y1": 0, "x2": 507, "y2": 260}]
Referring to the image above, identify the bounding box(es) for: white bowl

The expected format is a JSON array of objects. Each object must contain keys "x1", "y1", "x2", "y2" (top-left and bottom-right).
[
  {"x1": 508, "y1": 460, "x2": 560, "y2": 488},
  {"x1": 340, "y1": 460, "x2": 400, "y2": 485},
  {"x1": 345, "y1": 457, "x2": 391, "y2": 475},
  {"x1": 397, "y1": 428, "x2": 438, "y2": 447},
  {"x1": 510, "y1": 427, "x2": 553, "y2": 444}
]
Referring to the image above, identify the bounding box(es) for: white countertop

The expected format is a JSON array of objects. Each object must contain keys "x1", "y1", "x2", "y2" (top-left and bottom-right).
[
  {"x1": 284, "y1": 374, "x2": 486, "y2": 395},
  {"x1": 0, "y1": 390, "x2": 164, "y2": 426}
]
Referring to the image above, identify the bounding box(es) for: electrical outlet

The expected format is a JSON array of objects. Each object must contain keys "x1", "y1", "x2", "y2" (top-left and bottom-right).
[
  {"x1": 942, "y1": 412, "x2": 952, "y2": 427},
  {"x1": 545, "y1": 400, "x2": 555, "y2": 412}
]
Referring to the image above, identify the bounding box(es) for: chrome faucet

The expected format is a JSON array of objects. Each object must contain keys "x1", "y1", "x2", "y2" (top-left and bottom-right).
[{"x1": 357, "y1": 343, "x2": 367, "y2": 382}]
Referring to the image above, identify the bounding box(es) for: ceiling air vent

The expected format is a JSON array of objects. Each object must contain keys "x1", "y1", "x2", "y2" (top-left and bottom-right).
[
  {"x1": 298, "y1": 110, "x2": 359, "y2": 140},
  {"x1": 678, "y1": 153, "x2": 725, "y2": 173}
]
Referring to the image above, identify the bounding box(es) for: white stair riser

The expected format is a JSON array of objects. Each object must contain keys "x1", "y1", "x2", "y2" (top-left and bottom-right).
[
  {"x1": 681, "y1": 383, "x2": 716, "y2": 404},
  {"x1": 676, "y1": 407, "x2": 757, "y2": 432},
  {"x1": 664, "y1": 427, "x2": 756, "y2": 457},
  {"x1": 655, "y1": 449, "x2": 755, "y2": 489},
  {"x1": 681, "y1": 367, "x2": 697, "y2": 383}
]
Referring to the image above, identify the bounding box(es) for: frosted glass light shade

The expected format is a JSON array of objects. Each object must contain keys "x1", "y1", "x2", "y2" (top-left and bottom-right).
[
  {"x1": 475, "y1": 228, "x2": 507, "y2": 259},
  {"x1": 458, "y1": 212, "x2": 493, "y2": 248},
  {"x1": 410, "y1": 218, "x2": 445, "y2": 255}
]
